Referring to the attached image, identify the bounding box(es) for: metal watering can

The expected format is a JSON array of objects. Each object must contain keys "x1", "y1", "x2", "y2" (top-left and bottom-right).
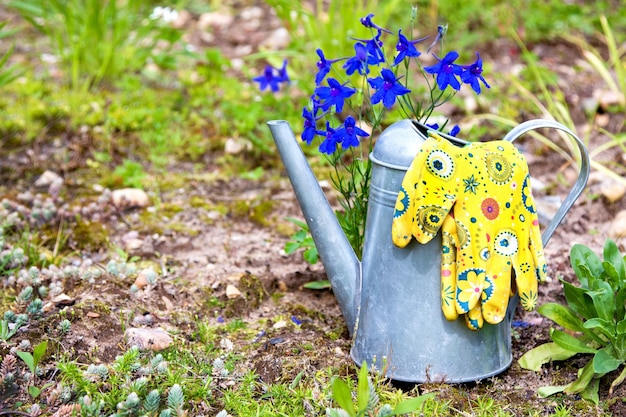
[{"x1": 268, "y1": 119, "x2": 590, "y2": 383}]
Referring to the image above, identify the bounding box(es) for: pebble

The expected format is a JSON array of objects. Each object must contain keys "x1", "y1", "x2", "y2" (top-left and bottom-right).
[
  {"x1": 608, "y1": 210, "x2": 626, "y2": 239},
  {"x1": 226, "y1": 284, "x2": 241, "y2": 299},
  {"x1": 111, "y1": 188, "x2": 150, "y2": 209},
  {"x1": 272, "y1": 320, "x2": 287, "y2": 329},
  {"x1": 34, "y1": 170, "x2": 63, "y2": 188},
  {"x1": 125, "y1": 327, "x2": 173, "y2": 351}
]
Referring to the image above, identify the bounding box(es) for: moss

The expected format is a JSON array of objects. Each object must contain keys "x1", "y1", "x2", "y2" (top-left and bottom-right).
[{"x1": 69, "y1": 219, "x2": 110, "y2": 252}]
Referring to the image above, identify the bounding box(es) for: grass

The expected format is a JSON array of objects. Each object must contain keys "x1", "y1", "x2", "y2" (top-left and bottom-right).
[{"x1": 0, "y1": 0, "x2": 625, "y2": 415}]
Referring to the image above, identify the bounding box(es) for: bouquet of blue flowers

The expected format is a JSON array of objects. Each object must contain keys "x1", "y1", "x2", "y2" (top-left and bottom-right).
[{"x1": 256, "y1": 8, "x2": 489, "y2": 259}]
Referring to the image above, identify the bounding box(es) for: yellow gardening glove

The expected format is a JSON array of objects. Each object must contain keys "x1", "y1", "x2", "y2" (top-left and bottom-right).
[
  {"x1": 392, "y1": 135, "x2": 457, "y2": 247},
  {"x1": 392, "y1": 132, "x2": 547, "y2": 330},
  {"x1": 442, "y1": 138, "x2": 546, "y2": 328}
]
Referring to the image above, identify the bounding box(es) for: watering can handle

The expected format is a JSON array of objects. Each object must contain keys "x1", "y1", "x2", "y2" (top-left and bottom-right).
[{"x1": 501, "y1": 119, "x2": 590, "y2": 248}]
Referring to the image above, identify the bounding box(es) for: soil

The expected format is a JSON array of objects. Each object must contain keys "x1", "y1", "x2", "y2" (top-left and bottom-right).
[{"x1": 1, "y1": 3, "x2": 626, "y2": 416}]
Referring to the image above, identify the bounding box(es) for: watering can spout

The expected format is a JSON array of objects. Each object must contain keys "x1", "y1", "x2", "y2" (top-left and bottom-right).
[{"x1": 267, "y1": 120, "x2": 360, "y2": 334}]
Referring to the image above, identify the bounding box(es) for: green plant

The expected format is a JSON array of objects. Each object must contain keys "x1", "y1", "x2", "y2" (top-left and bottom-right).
[
  {"x1": 0, "y1": 21, "x2": 23, "y2": 88},
  {"x1": 113, "y1": 159, "x2": 147, "y2": 188},
  {"x1": 9, "y1": 0, "x2": 184, "y2": 92},
  {"x1": 16, "y1": 340, "x2": 49, "y2": 399},
  {"x1": 519, "y1": 239, "x2": 626, "y2": 403},
  {"x1": 284, "y1": 217, "x2": 319, "y2": 265},
  {"x1": 327, "y1": 362, "x2": 434, "y2": 416}
]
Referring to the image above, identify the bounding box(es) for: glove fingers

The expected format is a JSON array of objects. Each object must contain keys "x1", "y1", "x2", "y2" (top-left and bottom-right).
[
  {"x1": 441, "y1": 215, "x2": 458, "y2": 321},
  {"x1": 465, "y1": 302, "x2": 484, "y2": 330},
  {"x1": 529, "y1": 217, "x2": 547, "y2": 282},
  {"x1": 392, "y1": 137, "x2": 441, "y2": 247},
  {"x1": 481, "y1": 256, "x2": 512, "y2": 325},
  {"x1": 411, "y1": 135, "x2": 458, "y2": 243},
  {"x1": 514, "y1": 245, "x2": 539, "y2": 311}
]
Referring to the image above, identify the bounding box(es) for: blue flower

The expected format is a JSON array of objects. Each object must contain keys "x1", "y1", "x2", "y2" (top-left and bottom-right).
[
  {"x1": 368, "y1": 68, "x2": 411, "y2": 108},
  {"x1": 277, "y1": 59, "x2": 290, "y2": 83},
  {"x1": 424, "y1": 51, "x2": 462, "y2": 91},
  {"x1": 302, "y1": 106, "x2": 323, "y2": 144},
  {"x1": 315, "y1": 49, "x2": 344, "y2": 86},
  {"x1": 319, "y1": 122, "x2": 340, "y2": 154},
  {"x1": 343, "y1": 42, "x2": 379, "y2": 76},
  {"x1": 426, "y1": 123, "x2": 460, "y2": 137},
  {"x1": 393, "y1": 30, "x2": 426, "y2": 66},
  {"x1": 314, "y1": 78, "x2": 356, "y2": 113},
  {"x1": 461, "y1": 53, "x2": 490, "y2": 94},
  {"x1": 359, "y1": 13, "x2": 392, "y2": 34},
  {"x1": 253, "y1": 61, "x2": 290, "y2": 92},
  {"x1": 334, "y1": 116, "x2": 370, "y2": 149}
]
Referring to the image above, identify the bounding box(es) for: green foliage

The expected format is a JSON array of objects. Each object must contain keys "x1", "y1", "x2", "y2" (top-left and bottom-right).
[
  {"x1": 8, "y1": 0, "x2": 185, "y2": 91},
  {"x1": 0, "y1": 21, "x2": 24, "y2": 88},
  {"x1": 327, "y1": 362, "x2": 435, "y2": 416},
  {"x1": 113, "y1": 159, "x2": 148, "y2": 189},
  {"x1": 519, "y1": 239, "x2": 626, "y2": 403},
  {"x1": 284, "y1": 217, "x2": 319, "y2": 265},
  {"x1": 266, "y1": 0, "x2": 404, "y2": 73}
]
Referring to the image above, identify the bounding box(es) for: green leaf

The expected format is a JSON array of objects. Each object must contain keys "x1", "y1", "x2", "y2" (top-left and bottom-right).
[
  {"x1": 579, "y1": 377, "x2": 600, "y2": 404},
  {"x1": 589, "y1": 280, "x2": 615, "y2": 322},
  {"x1": 538, "y1": 385, "x2": 568, "y2": 398},
  {"x1": 331, "y1": 377, "x2": 356, "y2": 417},
  {"x1": 390, "y1": 394, "x2": 435, "y2": 415},
  {"x1": 551, "y1": 329, "x2": 597, "y2": 354},
  {"x1": 602, "y1": 261, "x2": 621, "y2": 291},
  {"x1": 284, "y1": 241, "x2": 301, "y2": 254},
  {"x1": 562, "y1": 279, "x2": 597, "y2": 320},
  {"x1": 303, "y1": 247, "x2": 319, "y2": 264},
  {"x1": 538, "y1": 303, "x2": 585, "y2": 332},
  {"x1": 518, "y1": 342, "x2": 577, "y2": 371},
  {"x1": 571, "y1": 244, "x2": 604, "y2": 286},
  {"x1": 618, "y1": 318, "x2": 626, "y2": 334},
  {"x1": 593, "y1": 347, "x2": 622, "y2": 374},
  {"x1": 302, "y1": 280, "x2": 331, "y2": 290},
  {"x1": 616, "y1": 288, "x2": 626, "y2": 320},
  {"x1": 564, "y1": 360, "x2": 596, "y2": 394},
  {"x1": 16, "y1": 351, "x2": 35, "y2": 374},
  {"x1": 28, "y1": 385, "x2": 41, "y2": 399},
  {"x1": 583, "y1": 318, "x2": 616, "y2": 339},
  {"x1": 604, "y1": 239, "x2": 626, "y2": 283},
  {"x1": 33, "y1": 341, "x2": 47, "y2": 366},
  {"x1": 356, "y1": 362, "x2": 369, "y2": 413}
]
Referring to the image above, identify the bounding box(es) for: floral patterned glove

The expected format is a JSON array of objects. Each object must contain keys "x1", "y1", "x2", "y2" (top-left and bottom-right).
[{"x1": 392, "y1": 132, "x2": 547, "y2": 330}]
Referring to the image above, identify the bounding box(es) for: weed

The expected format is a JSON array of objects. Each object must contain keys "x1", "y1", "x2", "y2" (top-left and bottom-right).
[{"x1": 9, "y1": 0, "x2": 185, "y2": 92}]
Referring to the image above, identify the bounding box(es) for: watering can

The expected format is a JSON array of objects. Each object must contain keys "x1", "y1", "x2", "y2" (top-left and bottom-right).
[{"x1": 268, "y1": 119, "x2": 590, "y2": 383}]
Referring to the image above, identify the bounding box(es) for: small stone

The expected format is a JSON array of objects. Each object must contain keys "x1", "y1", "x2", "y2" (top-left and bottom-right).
[
  {"x1": 86, "y1": 312, "x2": 100, "y2": 318},
  {"x1": 125, "y1": 327, "x2": 173, "y2": 351},
  {"x1": 226, "y1": 284, "x2": 241, "y2": 299},
  {"x1": 272, "y1": 320, "x2": 287, "y2": 329},
  {"x1": 134, "y1": 273, "x2": 149, "y2": 290},
  {"x1": 601, "y1": 181, "x2": 626, "y2": 203},
  {"x1": 112, "y1": 188, "x2": 150, "y2": 210},
  {"x1": 224, "y1": 138, "x2": 251, "y2": 154},
  {"x1": 609, "y1": 210, "x2": 626, "y2": 239},
  {"x1": 34, "y1": 170, "x2": 63, "y2": 188},
  {"x1": 277, "y1": 281, "x2": 288, "y2": 292}
]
